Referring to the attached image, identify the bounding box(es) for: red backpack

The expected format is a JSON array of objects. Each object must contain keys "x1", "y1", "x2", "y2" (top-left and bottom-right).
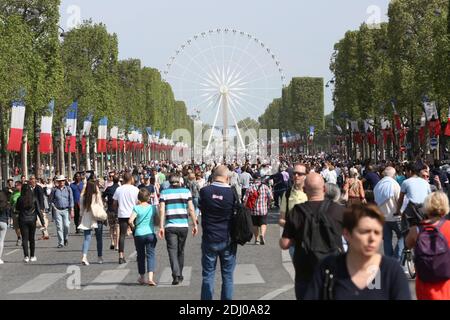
[{"x1": 245, "y1": 184, "x2": 263, "y2": 210}]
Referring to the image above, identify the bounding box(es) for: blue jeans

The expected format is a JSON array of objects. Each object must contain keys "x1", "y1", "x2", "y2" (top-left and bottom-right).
[
  {"x1": 54, "y1": 208, "x2": 70, "y2": 246},
  {"x1": 295, "y1": 280, "x2": 310, "y2": 300},
  {"x1": 134, "y1": 233, "x2": 157, "y2": 275},
  {"x1": 201, "y1": 241, "x2": 237, "y2": 300},
  {"x1": 383, "y1": 220, "x2": 404, "y2": 261},
  {"x1": 82, "y1": 223, "x2": 103, "y2": 257}
]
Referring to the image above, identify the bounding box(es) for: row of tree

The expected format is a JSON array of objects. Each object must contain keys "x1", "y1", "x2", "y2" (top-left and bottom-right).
[
  {"x1": 259, "y1": 77, "x2": 325, "y2": 135},
  {"x1": 0, "y1": 0, "x2": 193, "y2": 180},
  {"x1": 330, "y1": 0, "x2": 449, "y2": 148}
]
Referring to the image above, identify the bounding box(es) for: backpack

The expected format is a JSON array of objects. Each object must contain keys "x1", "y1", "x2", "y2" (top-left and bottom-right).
[
  {"x1": 245, "y1": 184, "x2": 263, "y2": 210},
  {"x1": 230, "y1": 187, "x2": 254, "y2": 246},
  {"x1": 414, "y1": 218, "x2": 450, "y2": 283},
  {"x1": 298, "y1": 200, "x2": 343, "y2": 273}
]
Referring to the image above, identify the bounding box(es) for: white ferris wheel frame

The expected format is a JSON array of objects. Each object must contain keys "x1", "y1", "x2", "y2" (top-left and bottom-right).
[{"x1": 162, "y1": 28, "x2": 286, "y2": 154}]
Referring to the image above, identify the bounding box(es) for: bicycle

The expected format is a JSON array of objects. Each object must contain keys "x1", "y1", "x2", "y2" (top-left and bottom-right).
[{"x1": 400, "y1": 245, "x2": 416, "y2": 279}]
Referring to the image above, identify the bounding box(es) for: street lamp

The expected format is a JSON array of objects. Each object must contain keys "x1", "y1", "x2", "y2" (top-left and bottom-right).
[
  {"x1": 325, "y1": 79, "x2": 335, "y2": 88},
  {"x1": 58, "y1": 26, "x2": 67, "y2": 38}
]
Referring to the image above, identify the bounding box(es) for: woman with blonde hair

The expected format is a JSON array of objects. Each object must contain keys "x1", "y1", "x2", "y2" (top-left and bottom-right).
[
  {"x1": 405, "y1": 191, "x2": 450, "y2": 300},
  {"x1": 343, "y1": 168, "x2": 366, "y2": 207}
]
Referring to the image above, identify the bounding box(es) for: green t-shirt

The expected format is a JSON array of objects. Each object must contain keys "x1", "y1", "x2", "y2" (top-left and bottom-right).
[
  {"x1": 10, "y1": 191, "x2": 21, "y2": 213},
  {"x1": 132, "y1": 204, "x2": 156, "y2": 237}
]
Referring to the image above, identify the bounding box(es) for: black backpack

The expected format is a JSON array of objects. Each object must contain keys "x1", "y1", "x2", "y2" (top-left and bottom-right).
[
  {"x1": 298, "y1": 200, "x2": 343, "y2": 272},
  {"x1": 230, "y1": 186, "x2": 254, "y2": 246}
]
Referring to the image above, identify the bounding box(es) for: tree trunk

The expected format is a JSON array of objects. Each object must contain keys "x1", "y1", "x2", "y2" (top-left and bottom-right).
[
  {"x1": 21, "y1": 130, "x2": 28, "y2": 180},
  {"x1": 76, "y1": 138, "x2": 80, "y2": 172},
  {"x1": 93, "y1": 141, "x2": 98, "y2": 174},
  {"x1": 100, "y1": 152, "x2": 104, "y2": 177},
  {"x1": 55, "y1": 139, "x2": 60, "y2": 175},
  {"x1": 0, "y1": 105, "x2": 8, "y2": 188},
  {"x1": 67, "y1": 150, "x2": 72, "y2": 182},
  {"x1": 60, "y1": 126, "x2": 65, "y2": 177},
  {"x1": 34, "y1": 113, "x2": 41, "y2": 178},
  {"x1": 86, "y1": 136, "x2": 91, "y2": 171}
]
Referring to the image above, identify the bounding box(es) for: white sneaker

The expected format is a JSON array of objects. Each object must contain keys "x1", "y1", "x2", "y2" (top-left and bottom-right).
[
  {"x1": 98, "y1": 257, "x2": 103, "y2": 264},
  {"x1": 30, "y1": 256, "x2": 37, "y2": 262},
  {"x1": 0, "y1": 259, "x2": 4, "y2": 264},
  {"x1": 24, "y1": 257, "x2": 30, "y2": 263}
]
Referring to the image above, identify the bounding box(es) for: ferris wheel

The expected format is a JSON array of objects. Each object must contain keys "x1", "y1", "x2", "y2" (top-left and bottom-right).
[{"x1": 163, "y1": 28, "x2": 285, "y2": 159}]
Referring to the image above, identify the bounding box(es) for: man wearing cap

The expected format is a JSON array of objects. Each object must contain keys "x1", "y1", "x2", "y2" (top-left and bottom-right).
[{"x1": 49, "y1": 175, "x2": 74, "y2": 248}]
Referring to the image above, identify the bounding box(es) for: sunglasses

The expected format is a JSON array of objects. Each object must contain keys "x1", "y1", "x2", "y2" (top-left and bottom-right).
[{"x1": 293, "y1": 172, "x2": 306, "y2": 176}]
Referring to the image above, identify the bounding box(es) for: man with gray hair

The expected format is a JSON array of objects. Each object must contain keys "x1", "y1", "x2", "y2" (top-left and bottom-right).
[
  {"x1": 374, "y1": 166, "x2": 403, "y2": 260},
  {"x1": 159, "y1": 173, "x2": 198, "y2": 285}
]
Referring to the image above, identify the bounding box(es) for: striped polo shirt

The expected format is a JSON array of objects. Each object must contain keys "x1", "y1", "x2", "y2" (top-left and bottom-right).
[{"x1": 160, "y1": 186, "x2": 192, "y2": 228}]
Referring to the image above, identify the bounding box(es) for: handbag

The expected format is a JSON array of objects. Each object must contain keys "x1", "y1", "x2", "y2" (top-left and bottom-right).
[{"x1": 91, "y1": 197, "x2": 108, "y2": 221}]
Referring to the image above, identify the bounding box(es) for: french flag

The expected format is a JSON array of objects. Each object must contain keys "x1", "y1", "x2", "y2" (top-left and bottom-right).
[
  {"x1": 39, "y1": 100, "x2": 54, "y2": 154},
  {"x1": 97, "y1": 117, "x2": 108, "y2": 153},
  {"x1": 64, "y1": 101, "x2": 78, "y2": 153},
  {"x1": 110, "y1": 126, "x2": 118, "y2": 150},
  {"x1": 7, "y1": 101, "x2": 26, "y2": 152},
  {"x1": 81, "y1": 114, "x2": 93, "y2": 154}
]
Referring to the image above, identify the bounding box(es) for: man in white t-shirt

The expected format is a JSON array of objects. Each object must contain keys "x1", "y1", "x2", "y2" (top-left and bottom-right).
[
  {"x1": 374, "y1": 167, "x2": 403, "y2": 261},
  {"x1": 113, "y1": 172, "x2": 139, "y2": 264}
]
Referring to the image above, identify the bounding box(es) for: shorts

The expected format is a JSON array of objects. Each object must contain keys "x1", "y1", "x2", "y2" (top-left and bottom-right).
[
  {"x1": 12, "y1": 213, "x2": 20, "y2": 230},
  {"x1": 107, "y1": 211, "x2": 119, "y2": 226},
  {"x1": 251, "y1": 215, "x2": 268, "y2": 227}
]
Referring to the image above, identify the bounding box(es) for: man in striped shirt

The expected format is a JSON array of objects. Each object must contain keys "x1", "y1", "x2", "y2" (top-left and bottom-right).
[{"x1": 159, "y1": 174, "x2": 198, "y2": 285}]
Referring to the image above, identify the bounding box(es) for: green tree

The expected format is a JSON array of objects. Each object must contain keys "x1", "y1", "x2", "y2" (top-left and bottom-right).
[
  {"x1": 1, "y1": 0, "x2": 63, "y2": 178},
  {"x1": 61, "y1": 20, "x2": 119, "y2": 128}
]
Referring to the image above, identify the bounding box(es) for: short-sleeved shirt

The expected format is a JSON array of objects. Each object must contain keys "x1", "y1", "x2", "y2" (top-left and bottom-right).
[
  {"x1": 280, "y1": 187, "x2": 308, "y2": 215},
  {"x1": 103, "y1": 183, "x2": 119, "y2": 212},
  {"x1": 70, "y1": 182, "x2": 84, "y2": 205},
  {"x1": 364, "y1": 172, "x2": 381, "y2": 190},
  {"x1": 282, "y1": 200, "x2": 344, "y2": 282},
  {"x1": 132, "y1": 204, "x2": 156, "y2": 236},
  {"x1": 113, "y1": 184, "x2": 139, "y2": 218},
  {"x1": 160, "y1": 187, "x2": 192, "y2": 228},
  {"x1": 239, "y1": 172, "x2": 252, "y2": 189},
  {"x1": 138, "y1": 184, "x2": 155, "y2": 195},
  {"x1": 199, "y1": 182, "x2": 235, "y2": 243},
  {"x1": 400, "y1": 177, "x2": 431, "y2": 204}
]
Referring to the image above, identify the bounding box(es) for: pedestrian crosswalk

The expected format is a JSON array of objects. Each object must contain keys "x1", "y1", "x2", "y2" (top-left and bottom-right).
[
  {"x1": 84, "y1": 269, "x2": 131, "y2": 291},
  {"x1": 7, "y1": 263, "x2": 288, "y2": 295},
  {"x1": 9, "y1": 273, "x2": 67, "y2": 294}
]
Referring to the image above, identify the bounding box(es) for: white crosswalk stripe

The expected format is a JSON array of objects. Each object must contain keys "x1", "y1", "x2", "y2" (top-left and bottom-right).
[
  {"x1": 234, "y1": 264, "x2": 265, "y2": 284},
  {"x1": 157, "y1": 266, "x2": 192, "y2": 287},
  {"x1": 84, "y1": 269, "x2": 130, "y2": 290},
  {"x1": 7, "y1": 263, "x2": 271, "y2": 293},
  {"x1": 9, "y1": 273, "x2": 66, "y2": 294}
]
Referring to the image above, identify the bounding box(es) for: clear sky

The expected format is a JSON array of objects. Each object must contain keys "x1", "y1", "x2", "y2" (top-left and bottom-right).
[{"x1": 59, "y1": 0, "x2": 390, "y2": 118}]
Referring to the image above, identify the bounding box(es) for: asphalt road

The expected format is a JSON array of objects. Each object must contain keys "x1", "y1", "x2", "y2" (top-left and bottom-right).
[{"x1": 0, "y1": 210, "x2": 415, "y2": 300}]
